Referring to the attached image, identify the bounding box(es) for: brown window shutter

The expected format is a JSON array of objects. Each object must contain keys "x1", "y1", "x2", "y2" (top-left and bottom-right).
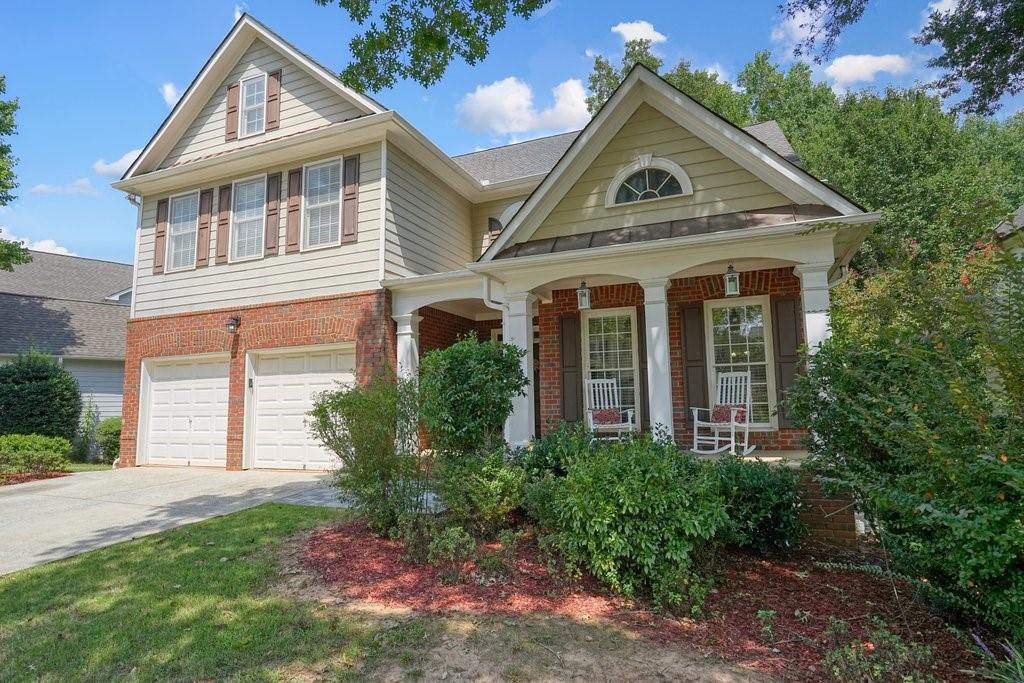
[
  {"x1": 216, "y1": 184, "x2": 232, "y2": 264},
  {"x1": 559, "y1": 313, "x2": 583, "y2": 423},
  {"x1": 152, "y1": 198, "x2": 169, "y2": 274},
  {"x1": 266, "y1": 70, "x2": 281, "y2": 131},
  {"x1": 772, "y1": 297, "x2": 802, "y2": 428},
  {"x1": 341, "y1": 155, "x2": 360, "y2": 244},
  {"x1": 196, "y1": 189, "x2": 213, "y2": 267},
  {"x1": 285, "y1": 168, "x2": 302, "y2": 253},
  {"x1": 636, "y1": 306, "x2": 649, "y2": 429},
  {"x1": 681, "y1": 304, "x2": 708, "y2": 423},
  {"x1": 224, "y1": 83, "x2": 240, "y2": 141},
  {"x1": 264, "y1": 173, "x2": 281, "y2": 255}
]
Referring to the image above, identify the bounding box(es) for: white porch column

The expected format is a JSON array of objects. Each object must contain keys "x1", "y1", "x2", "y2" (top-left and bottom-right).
[
  {"x1": 503, "y1": 292, "x2": 536, "y2": 446},
  {"x1": 793, "y1": 263, "x2": 832, "y2": 352},
  {"x1": 393, "y1": 313, "x2": 423, "y2": 379},
  {"x1": 640, "y1": 279, "x2": 674, "y2": 440}
]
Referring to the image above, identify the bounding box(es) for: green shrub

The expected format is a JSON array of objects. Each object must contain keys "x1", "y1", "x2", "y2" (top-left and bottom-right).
[
  {"x1": 0, "y1": 351, "x2": 82, "y2": 440},
  {"x1": 96, "y1": 417, "x2": 122, "y2": 465},
  {"x1": 308, "y1": 369, "x2": 428, "y2": 534},
  {"x1": 426, "y1": 525, "x2": 476, "y2": 584},
  {"x1": 539, "y1": 434, "x2": 728, "y2": 612},
  {"x1": 435, "y1": 448, "x2": 526, "y2": 537},
  {"x1": 823, "y1": 618, "x2": 937, "y2": 682},
  {"x1": 73, "y1": 398, "x2": 99, "y2": 462},
  {"x1": 419, "y1": 336, "x2": 527, "y2": 453},
  {"x1": 0, "y1": 434, "x2": 72, "y2": 475},
  {"x1": 520, "y1": 421, "x2": 592, "y2": 479},
  {"x1": 0, "y1": 433, "x2": 73, "y2": 456},
  {"x1": 714, "y1": 457, "x2": 806, "y2": 552}
]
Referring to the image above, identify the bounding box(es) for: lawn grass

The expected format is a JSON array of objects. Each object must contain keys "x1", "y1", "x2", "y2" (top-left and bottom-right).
[
  {"x1": 65, "y1": 462, "x2": 112, "y2": 473},
  {"x1": 0, "y1": 504, "x2": 374, "y2": 682}
]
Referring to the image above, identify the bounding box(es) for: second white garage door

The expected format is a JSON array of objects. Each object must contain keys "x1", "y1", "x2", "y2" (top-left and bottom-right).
[{"x1": 251, "y1": 347, "x2": 355, "y2": 469}]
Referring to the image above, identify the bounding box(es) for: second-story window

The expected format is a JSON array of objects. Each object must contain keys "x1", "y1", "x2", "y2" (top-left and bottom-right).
[
  {"x1": 239, "y1": 74, "x2": 266, "y2": 137},
  {"x1": 230, "y1": 177, "x2": 266, "y2": 261},
  {"x1": 167, "y1": 192, "x2": 199, "y2": 272},
  {"x1": 303, "y1": 160, "x2": 341, "y2": 249}
]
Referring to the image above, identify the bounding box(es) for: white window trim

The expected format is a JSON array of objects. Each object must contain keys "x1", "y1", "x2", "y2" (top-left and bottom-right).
[
  {"x1": 300, "y1": 156, "x2": 344, "y2": 253},
  {"x1": 605, "y1": 154, "x2": 694, "y2": 208},
  {"x1": 228, "y1": 173, "x2": 268, "y2": 264},
  {"x1": 702, "y1": 294, "x2": 779, "y2": 431},
  {"x1": 580, "y1": 306, "x2": 642, "y2": 431},
  {"x1": 237, "y1": 72, "x2": 268, "y2": 140},
  {"x1": 164, "y1": 189, "x2": 201, "y2": 274}
]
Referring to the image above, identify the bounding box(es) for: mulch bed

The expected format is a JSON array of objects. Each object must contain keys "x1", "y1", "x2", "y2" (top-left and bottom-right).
[
  {"x1": 0, "y1": 471, "x2": 69, "y2": 486},
  {"x1": 304, "y1": 521, "x2": 979, "y2": 682}
]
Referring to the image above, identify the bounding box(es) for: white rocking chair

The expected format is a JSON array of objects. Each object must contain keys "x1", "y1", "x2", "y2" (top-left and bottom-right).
[
  {"x1": 585, "y1": 378, "x2": 636, "y2": 439},
  {"x1": 691, "y1": 371, "x2": 756, "y2": 455}
]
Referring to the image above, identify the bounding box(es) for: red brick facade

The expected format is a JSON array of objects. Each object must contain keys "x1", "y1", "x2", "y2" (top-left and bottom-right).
[{"x1": 120, "y1": 289, "x2": 394, "y2": 470}]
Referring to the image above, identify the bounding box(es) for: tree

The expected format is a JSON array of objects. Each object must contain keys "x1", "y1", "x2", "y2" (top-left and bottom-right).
[
  {"x1": 780, "y1": 0, "x2": 1024, "y2": 115},
  {"x1": 314, "y1": 0, "x2": 547, "y2": 91},
  {"x1": 0, "y1": 74, "x2": 29, "y2": 272}
]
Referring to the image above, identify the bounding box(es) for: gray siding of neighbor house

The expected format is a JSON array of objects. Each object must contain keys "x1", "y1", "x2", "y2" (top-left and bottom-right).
[{"x1": 64, "y1": 359, "x2": 125, "y2": 419}]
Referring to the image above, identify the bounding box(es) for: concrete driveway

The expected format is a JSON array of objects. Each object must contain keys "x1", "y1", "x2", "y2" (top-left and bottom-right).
[{"x1": 0, "y1": 467, "x2": 345, "y2": 575}]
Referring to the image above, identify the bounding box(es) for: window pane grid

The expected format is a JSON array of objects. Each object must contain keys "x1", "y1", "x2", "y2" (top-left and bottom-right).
[
  {"x1": 710, "y1": 304, "x2": 771, "y2": 423},
  {"x1": 304, "y1": 161, "x2": 341, "y2": 248},
  {"x1": 240, "y1": 76, "x2": 265, "y2": 136},
  {"x1": 586, "y1": 313, "x2": 637, "y2": 415},
  {"x1": 231, "y1": 179, "x2": 265, "y2": 260},
  {"x1": 614, "y1": 168, "x2": 684, "y2": 205},
  {"x1": 167, "y1": 194, "x2": 198, "y2": 270}
]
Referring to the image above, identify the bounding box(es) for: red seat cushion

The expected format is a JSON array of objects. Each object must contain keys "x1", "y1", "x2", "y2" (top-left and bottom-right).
[
  {"x1": 592, "y1": 408, "x2": 621, "y2": 425},
  {"x1": 711, "y1": 404, "x2": 747, "y2": 423}
]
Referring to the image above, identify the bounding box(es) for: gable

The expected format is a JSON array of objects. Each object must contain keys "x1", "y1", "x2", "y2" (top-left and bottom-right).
[
  {"x1": 531, "y1": 104, "x2": 793, "y2": 241},
  {"x1": 158, "y1": 38, "x2": 367, "y2": 169}
]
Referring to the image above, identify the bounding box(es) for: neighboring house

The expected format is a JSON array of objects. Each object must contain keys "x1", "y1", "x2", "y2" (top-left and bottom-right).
[
  {"x1": 112, "y1": 15, "x2": 878, "y2": 471},
  {"x1": 995, "y1": 205, "x2": 1023, "y2": 255},
  {"x1": 0, "y1": 250, "x2": 132, "y2": 419}
]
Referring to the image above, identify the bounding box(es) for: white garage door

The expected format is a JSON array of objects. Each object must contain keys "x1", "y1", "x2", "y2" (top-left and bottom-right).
[
  {"x1": 251, "y1": 347, "x2": 355, "y2": 469},
  {"x1": 145, "y1": 358, "x2": 229, "y2": 467}
]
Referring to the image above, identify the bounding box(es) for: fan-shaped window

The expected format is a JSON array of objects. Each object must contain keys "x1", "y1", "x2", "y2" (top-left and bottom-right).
[{"x1": 614, "y1": 168, "x2": 684, "y2": 204}]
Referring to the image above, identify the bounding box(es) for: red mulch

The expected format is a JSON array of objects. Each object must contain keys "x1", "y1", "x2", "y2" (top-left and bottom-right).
[
  {"x1": 0, "y1": 471, "x2": 69, "y2": 486},
  {"x1": 304, "y1": 522, "x2": 979, "y2": 682}
]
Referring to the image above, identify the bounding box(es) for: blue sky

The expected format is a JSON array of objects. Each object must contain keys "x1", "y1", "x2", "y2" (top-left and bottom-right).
[{"x1": 1, "y1": 0, "x2": 1019, "y2": 264}]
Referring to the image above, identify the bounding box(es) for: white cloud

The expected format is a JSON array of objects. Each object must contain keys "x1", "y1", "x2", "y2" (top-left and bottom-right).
[
  {"x1": 29, "y1": 178, "x2": 98, "y2": 196},
  {"x1": 457, "y1": 76, "x2": 590, "y2": 136},
  {"x1": 584, "y1": 48, "x2": 599, "y2": 59},
  {"x1": 704, "y1": 62, "x2": 733, "y2": 85},
  {"x1": 824, "y1": 53, "x2": 911, "y2": 90},
  {"x1": 535, "y1": 1, "x2": 558, "y2": 17},
  {"x1": 92, "y1": 148, "x2": 142, "y2": 178},
  {"x1": 0, "y1": 227, "x2": 76, "y2": 255},
  {"x1": 160, "y1": 82, "x2": 180, "y2": 108},
  {"x1": 770, "y1": 8, "x2": 817, "y2": 58},
  {"x1": 920, "y1": 0, "x2": 957, "y2": 28},
  {"x1": 234, "y1": 2, "x2": 248, "y2": 22},
  {"x1": 611, "y1": 20, "x2": 667, "y2": 44}
]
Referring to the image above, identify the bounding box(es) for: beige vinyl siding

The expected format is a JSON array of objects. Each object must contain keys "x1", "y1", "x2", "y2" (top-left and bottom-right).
[
  {"x1": 383, "y1": 145, "x2": 473, "y2": 277},
  {"x1": 470, "y1": 195, "x2": 528, "y2": 256},
  {"x1": 64, "y1": 359, "x2": 125, "y2": 419},
  {"x1": 530, "y1": 104, "x2": 793, "y2": 241},
  {"x1": 159, "y1": 39, "x2": 365, "y2": 169},
  {"x1": 134, "y1": 143, "x2": 381, "y2": 317}
]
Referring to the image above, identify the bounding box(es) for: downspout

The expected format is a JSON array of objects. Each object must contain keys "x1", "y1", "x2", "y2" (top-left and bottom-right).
[
  {"x1": 481, "y1": 275, "x2": 503, "y2": 311},
  {"x1": 828, "y1": 263, "x2": 851, "y2": 288},
  {"x1": 127, "y1": 194, "x2": 143, "y2": 319}
]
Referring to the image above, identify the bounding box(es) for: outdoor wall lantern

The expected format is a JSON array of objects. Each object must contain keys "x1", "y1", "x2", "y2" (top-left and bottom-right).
[
  {"x1": 724, "y1": 265, "x2": 741, "y2": 297},
  {"x1": 576, "y1": 281, "x2": 592, "y2": 310},
  {"x1": 226, "y1": 315, "x2": 241, "y2": 334}
]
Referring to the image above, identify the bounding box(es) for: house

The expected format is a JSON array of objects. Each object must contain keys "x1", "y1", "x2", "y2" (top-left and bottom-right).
[
  {"x1": 0, "y1": 250, "x2": 132, "y2": 419},
  {"x1": 995, "y1": 205, "x2": 1023, "y2": 254},
  {"x1": 112, "y1": 15, "x2": 879, "y2": 471}
]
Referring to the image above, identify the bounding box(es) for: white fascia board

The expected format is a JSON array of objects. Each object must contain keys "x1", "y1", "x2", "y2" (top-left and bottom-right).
[{"x1": 382, "y1": 268, "x2": 480, "y2": 291}]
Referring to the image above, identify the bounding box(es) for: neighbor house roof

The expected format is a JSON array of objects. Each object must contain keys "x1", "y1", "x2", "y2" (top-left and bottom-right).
[
  {"x1": 0, "y1": 251, "x2": 132, "y2": 359},
  {"x1": 451, "y1": 120, "x2": 803, "y2": 186}
]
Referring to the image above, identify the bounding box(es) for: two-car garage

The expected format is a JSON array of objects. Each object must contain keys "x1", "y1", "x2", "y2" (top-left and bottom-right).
[{"x1": 139, "y1": 345, "x2": 354, "y2": 470}]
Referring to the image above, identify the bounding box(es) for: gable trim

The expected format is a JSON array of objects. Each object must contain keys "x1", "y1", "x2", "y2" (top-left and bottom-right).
[{"x1": 480, "y1": 65, "x2": 864, "y2": 261}]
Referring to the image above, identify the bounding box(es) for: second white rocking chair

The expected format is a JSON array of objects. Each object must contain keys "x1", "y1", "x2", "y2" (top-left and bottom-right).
[{"x1": 691, "y1": 371, "x2": 756, "y2": 455}]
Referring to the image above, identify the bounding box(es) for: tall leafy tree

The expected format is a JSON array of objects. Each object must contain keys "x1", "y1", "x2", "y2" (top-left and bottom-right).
[
  {"x1": 780, "y1": 0, "x2": 1024, "y2": 115},
  {"x1": 0, "y1": 74, "x2": 29, "y2": 272},
  {"x1": 314, "y1": 0, "x2": 547, "y2": 90}
]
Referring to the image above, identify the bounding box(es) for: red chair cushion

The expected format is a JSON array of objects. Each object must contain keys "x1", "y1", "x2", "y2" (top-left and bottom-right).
[
  {"x1": 592, "y1": 408, "x2": 621, "y2": 425},
  {"x1": 711, "y1": 404, "x2": 747, "y2": 423}
]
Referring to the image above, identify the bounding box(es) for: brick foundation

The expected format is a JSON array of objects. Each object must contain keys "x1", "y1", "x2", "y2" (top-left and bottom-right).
[
  {"x1": 798, "y1": 475, "x2": 858, "y2": 545},
  {"x1": 120, "y1": 289, "x2": 394, "y2": 470}
]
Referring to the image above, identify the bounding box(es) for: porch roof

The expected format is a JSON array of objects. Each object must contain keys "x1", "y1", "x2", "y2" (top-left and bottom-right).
[{"x1": 493, "y1": 204, "x2": 841, "y2": 259}]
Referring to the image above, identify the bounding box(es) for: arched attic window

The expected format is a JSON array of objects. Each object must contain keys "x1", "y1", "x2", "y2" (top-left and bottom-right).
[{"x1": 605, "y1": 154, "x2": 693, "y2": 208}]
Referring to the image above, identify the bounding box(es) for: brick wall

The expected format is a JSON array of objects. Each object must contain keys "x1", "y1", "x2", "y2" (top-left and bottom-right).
[
  {"x1": 120, "y1": 289, "x2": 394, "y2": 470},
  {"x1": 798, "y1": 475, "x2": 858, "y2": 545}
]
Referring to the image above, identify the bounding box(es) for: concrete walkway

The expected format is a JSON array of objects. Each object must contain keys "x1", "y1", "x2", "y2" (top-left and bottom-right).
[{"x1": 0, "y1": 467, "x2": 346, "y2": 575}]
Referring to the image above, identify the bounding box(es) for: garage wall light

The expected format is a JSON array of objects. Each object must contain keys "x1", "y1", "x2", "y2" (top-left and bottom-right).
[{"x1": 226, "y1": 315, "x2": 241, "y2": 333}]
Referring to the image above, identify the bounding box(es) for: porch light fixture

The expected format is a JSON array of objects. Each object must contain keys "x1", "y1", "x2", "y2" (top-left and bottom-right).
[
  {"x1": 225, "y1": 315, "x2": 241, "y2": 334},
  {"x1": 724, "y1": 265, "x2": 741, "y2": 297},
  {"x1": 576, "y1": 281, "x2": 592, "y2": 310}
]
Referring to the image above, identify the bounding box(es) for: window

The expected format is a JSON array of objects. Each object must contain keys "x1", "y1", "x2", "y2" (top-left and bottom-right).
[
  {"x1": 705, "y1": 296, "x2": 777, "y2": 426},
  {"x1": 230, "y1": 177, "x2": 265, "y2": 261},
  {"x1": 303, "y1": 160, "x2": 342, "y2": 249},
  {"x1": 615, "y1": 168, "x2": 684, "y2": 204},
  {"x1": 167, "y1": 192, "x2": 199, "y2": 271},
  {"x1": 582, "y1": 309, "x2": 639, "y2": 425},
  {"x1": 239, "y1": 74, "x2": 266, "y2": 137}
]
